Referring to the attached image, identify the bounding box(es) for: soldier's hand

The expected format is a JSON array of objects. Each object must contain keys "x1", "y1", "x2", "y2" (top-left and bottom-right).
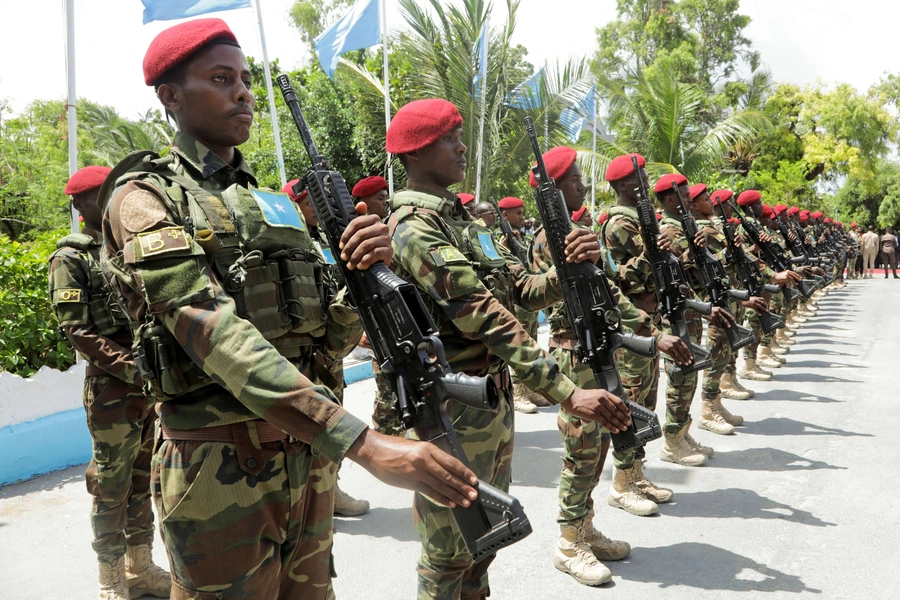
[
  {"x1": 358, "y1": 333, "x2": 372, "y2": 350},
  {"x1": 564, "y1": 228, "x2": 601, "y2": 263},
  {"x1": 759, "y1": 231, "x2": 773, "y2": 243},
  {"x1": 734, "y1": 233, "x2": 745, "y2": 247},
  {"x1": 657, "y1": 232, "x2": 676, "y2": 254},
  {"x1": 346, "y1": 429, "x2": 479, "y2": 508},
  {"x1": 657, "y1": 334, "x2": 693, "y2": 366},
  {"x1": 340, "y1": 202, "x2": 392, "y2": 270},
  {"x1": 773, "y1": 270, "x2": 802, "y2": 285},
  {"x1": 693, "y1": 230, "x2": 708, "y2": 248},
  {"x1": 561, "y1": 388, "x2": 631, "y2": 433},
  {"x1": 740, "y1": 296, "x2": 768, "y2": 312},
  {"x1": 707, "y1": 305, "x2": 735, "y2": 328}
]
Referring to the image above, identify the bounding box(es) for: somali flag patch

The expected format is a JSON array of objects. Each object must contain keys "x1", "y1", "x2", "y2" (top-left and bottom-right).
[
  {"x1": 252, "y1": 189, "x2": 305, "y2": 230},
  {"x1": 477, "y1": 231, "x2": 502, "y2": 261}
]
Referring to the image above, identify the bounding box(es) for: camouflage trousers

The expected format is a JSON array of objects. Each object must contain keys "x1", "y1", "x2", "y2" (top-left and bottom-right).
[
  {"x1": 83, "y1": 374, "x2": 156, "y2": 564},
  {"x1": 661, "y1": 317, "x2": 703, "y2": 434},
  {"x1": 413, "y1": 384, "x2": 513, "y2": 600},
  {"x1": 371, "y1": 360, "x2": 405, "y2": 436},
  {"x1": 758, "y1": 292, "x2": 785, "y2": 350},
  {"x1": 729, "y1": 304, "x2": 749, "y2": 370},
  {"x1": 701, "y1": 322, "x2": 732, "y2": 400},
  {"x1": 510, "y1": 307, "x2": 539, "y2": 387},
  {"x1": 611, "y1": 346, "x2": 660, "y2": 470},
  {"x1": 552, "y1": 346, "x2": 610, "y2": 525}
]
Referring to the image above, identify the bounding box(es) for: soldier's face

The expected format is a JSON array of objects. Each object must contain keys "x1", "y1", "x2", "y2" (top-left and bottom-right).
[
  {"x1": 557, "y1": 163, "x2": 586, "y2": 212},
  {"x1": 163, "y1": 44, "x2": 255, "y2": 153},
  {"x1": 613, "y1": 168, "x2": 648, "y2": 205},
  {"x1": 72, "y1": 191, "x2": 102, "y2": 229},
  {"x1": 749, "y1": 202, "x2": 762, "y2": 219},
  {"x1": 693, "y1": 192, "x2": 713, "y2": 217},
  {"x1": 296, "y1": 194, "x2": 318, "y2": 226},
  {"x1": 408, "y1": 127, "x2": 467, "y2": 187},
  {"x1": 503, "y1": 207, "x2": 525, "y2": 227},
  {"x1": 364, "y1": 189, "x2": 389, "y2": 219}
]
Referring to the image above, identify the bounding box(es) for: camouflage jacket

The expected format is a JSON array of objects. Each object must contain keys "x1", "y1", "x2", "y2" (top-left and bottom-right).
[
  {"x1": 660, "y1": 214, "x2": 706, "y2": 297},
  {"x1": 101, "y1": 132, "x2": 366, "y2": 462},
  {"x1": 735, "y1": 216, "x2": 776, "y2": 281},
  {"x1": 388, "y1": 189, "x2": 576, "y2": 405},
  {"x1": 48, "y1": 228, "x2": 140, "y2": 383},
  {"x1": 601, "y1": 205, "x2": 656, "y2": 297},
  {"x1": 530, "y1": 224, "x2": 659, "y2": 340},
  {"x1": 697, "y1": 217, "x2": 734, "y2": 282}
]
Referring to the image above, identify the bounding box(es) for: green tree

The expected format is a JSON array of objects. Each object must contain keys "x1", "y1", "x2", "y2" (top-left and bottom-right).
[{"x1": 290, "y1": 0, "x2": 354, "y2": 56}]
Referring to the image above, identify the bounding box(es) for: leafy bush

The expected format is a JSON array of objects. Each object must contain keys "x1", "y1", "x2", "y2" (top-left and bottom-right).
[{"x1": 0, "y1": 228, "x2": 75, "y2": 376}]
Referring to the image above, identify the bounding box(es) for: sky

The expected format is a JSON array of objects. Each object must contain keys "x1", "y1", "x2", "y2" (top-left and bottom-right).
[{"x1": 1, "y1": 0, "x2": 900, "y2": 119}]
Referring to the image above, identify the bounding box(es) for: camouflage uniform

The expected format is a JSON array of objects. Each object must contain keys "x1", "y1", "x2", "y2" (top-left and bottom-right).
[
  {"x1": 735, "y1": 217, "x2": 777, "y2": 363},
  {"x1": 48, "y1": 229, "x2": 155, "y2": 566},
  {"x1": 695, "y1": 217, "x2": 732, "y2": 402},
  {"x1": 101, "y1": 132, "x2": 365, "y2": 600},
  {"x1": 500, "y1": 232, "x2": 540, "y2": 398},
  {"x1": 370, "y1": 360, "x2": 404, "y2": 435},
  {"x1": 388, "y1": 190, "x2": 573, "y2": 600},
  {"x1": 531, "y1": 223, "x2": 659, "y2": 523}
]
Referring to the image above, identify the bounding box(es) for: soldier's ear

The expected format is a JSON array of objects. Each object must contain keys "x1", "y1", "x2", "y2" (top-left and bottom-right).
[{"x1": 157, "y1": 84, "x2": 182, "y2": 118}]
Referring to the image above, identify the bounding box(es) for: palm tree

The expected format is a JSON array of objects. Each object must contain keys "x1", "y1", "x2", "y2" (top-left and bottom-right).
[{"x1": 80, "y1": 103, "x2": 172, "y2": 166}]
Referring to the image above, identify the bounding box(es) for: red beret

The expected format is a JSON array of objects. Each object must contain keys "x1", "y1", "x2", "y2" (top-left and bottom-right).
[
  {"x1": 711, "y1": 189, "x2": 733, "y2": 204},
  {"x1": 351, "y1": 176, "x2": 388, "y2": 198},
  {"x1": 605, "y1": 153, "x2": 645, "y2": 182},
  {"x1": 761, "y1": 205, "x2": 774, "y2": 219},
  {"x1": 529, "y1": 146, "x2": 578, "y2": 187},
  {"x1": 458, "y1": 193, "x2": 475, "y2": 205},
  {"x1": 787, "y1": 206, "x2": 800, "y2": 216},
  {"x1": 655, "y1": 212, "x2": 664, "y2": 221},
  {"x1": 65, "y1": 166, "x2": 112, "y2": 195},
  {"x1": 688, "y1": 183, "x2": 707, "y2": 200},
  {"x1": 824, "y1": 217, "x2": 832, "y2": 224},
  {"x1": 571, "y1": 206, "x2": 588, "y2": 222},
  {"x1": 799, "y1": 213, "x2": 809, "y2": 223},
  {"x1": 386, "y1": 99, "x2": 463, "y2": 154},
  {"x1": 727, "y1": 217, "x2": 739, "y2": 225},
  {"x1": 800, "y1": 209, "x2": 810, "y2": 217},
  {"x1": 597, "y1": 211, "x2": 609, "y2": 225},
  {"x1": 811, "y1": 211, "x2": 824, "y2": 219},
  {"x1": 851, "y1": 222, "x2": 858, "y2": 228},
  {"x1": 837, "y1": 221, "x2": 843, "y2": 227},
  {"x1": 772, "y1": 204, "x2": 788, "y2": 216},
  {"x1": 653, "y1": 173, "x2": 688, "y2": 194},
  {"x1": 498, "y1": 197, "x2": 524, "y2": 209},
  {"x1": 281, "y1": 179, "x2": 307, "y2": 202},
  {"x1": 143, "y1": 18, "x2": 239, "y2": 86},
  {"x1": 736, "y1": 190, "x2": 761, "y2": 207}
]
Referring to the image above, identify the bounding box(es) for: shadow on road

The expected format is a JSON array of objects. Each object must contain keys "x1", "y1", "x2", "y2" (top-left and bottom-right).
[
  {"x1": 708, "y1": 448, "x2": 846, "y2": 472},
  {"x1": 663, "y1": 488, "x2": 836, "y2": 527},
  {"x1": 790, "y1": 338, "x2": 859, "y2": 347},
  {"x1": 741, "y1": 417, "x2": 872, "y2": 438},
  {"x1": 334, "y1": 506, "x2": 418, "y2": 542},
  {"x1": 618, "y1": 542, "x2": 821, "y2": 593},
  {"x1": 779, "y1": 359, "x2": 864, "y2": 369},
  {"x1": 771, "y1": 372, "x2": 861, "y2": 384},
  {"x1": 0, "y1": 464, "x2": 85, "y2": 500},
  {"x1": 750, "y1": 389, "x2": 841, "y2": 403}
]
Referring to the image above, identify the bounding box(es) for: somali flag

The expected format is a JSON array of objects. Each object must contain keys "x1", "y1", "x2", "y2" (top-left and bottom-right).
[
  {"x1": 315, "y1": 0, "x2": 382, "y2": 79},
  {"x1": 559, "y1": 86, "x2": 596, "y2": 143},
  {"x1": 252, "y1": 190, "x2": 306, "y2": 230},
  {"x1": 141, "y1": 0, "x2": 251, "y2": 24},
  {"x1": 505, "y1": 69, "x2": 543, "y2": 109}
]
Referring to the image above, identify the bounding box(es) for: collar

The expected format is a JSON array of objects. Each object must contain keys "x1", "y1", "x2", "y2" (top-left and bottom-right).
[
  {"x1": 608, "y1": 205, "x2": 639, "y2": 220},
  {"x1": 391, "y1": 189, "x2": 465, "y2": 218},
  {"x1": 171, "y1": 131, "x2": 256, "y2": 183}
]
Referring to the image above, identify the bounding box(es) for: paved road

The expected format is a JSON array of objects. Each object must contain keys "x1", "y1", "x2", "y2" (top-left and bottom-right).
[{"x1": 2, "y1": 279, "x2": 898, "y2": 599}]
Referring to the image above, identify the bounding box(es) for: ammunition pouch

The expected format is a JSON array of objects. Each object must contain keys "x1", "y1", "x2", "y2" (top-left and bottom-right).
[{"x1": 132, "y1": 321, "x2": 211, "y2": 400}]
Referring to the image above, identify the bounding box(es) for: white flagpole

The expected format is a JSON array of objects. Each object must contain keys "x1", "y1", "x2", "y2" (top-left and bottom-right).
[
  {"x1": 64, "y1": 0, "x2": 78, "y2": 233},
  {"x1": 474, "y1": 22, "x2": 488, "y2": 202},
  {"x1": 253, "y1": 0, "x2": 287, "y2": 187},
  {"x1": 590, "y1": 89, "x2": 597, "y2": 230},
  {"x1": 381, "y1": 0, "x2": 393, "y2": 195}
]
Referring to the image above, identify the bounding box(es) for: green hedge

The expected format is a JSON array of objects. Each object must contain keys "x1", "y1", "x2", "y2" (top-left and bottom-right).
[{"x1": 0, "y1": 228, "x2": 75, "y2": 376}]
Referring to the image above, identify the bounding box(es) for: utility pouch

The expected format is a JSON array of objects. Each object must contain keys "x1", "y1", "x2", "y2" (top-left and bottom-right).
[
  {"x1": 224, "y1": 250, "x2": 292, "y2": 340},
  {"x1": 274, "y1": 248, "x2": 328, "y2": 334}
]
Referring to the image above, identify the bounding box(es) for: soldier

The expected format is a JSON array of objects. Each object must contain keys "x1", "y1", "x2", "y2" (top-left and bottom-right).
[
  {"x1": 385, "y1": 99, "x2": 634, "y2": 595},
  {"x1": 848, "y1": 222, "x2": 862, "y2": 278},
  {"x1": 351, "y1": 175, "x2": 390, "y2": 219},
  {"x1": 459, "y1": 192, "x2": 476, "y2": 217},
  {"x1": 282, "y1": 180, "x2": 371, "y2": 517},
  {"x1": 49, "y1": 166, "x2": 172, "y2": 600},
  {"x1": 471, "y1": 201, "x2": 497, "y2": 227},
  {"x1": 599, "y1": 154, "x2": 696, "y2": 515},
  {"x1": 655, "y1": 174, "x2": 736, "y2": 465},
  {"x1": 572, "y1": 206, "x2": 593, "y2": 228},
  {"x1": 101, "y1": 19, "x2": 480, "y2": 599}
]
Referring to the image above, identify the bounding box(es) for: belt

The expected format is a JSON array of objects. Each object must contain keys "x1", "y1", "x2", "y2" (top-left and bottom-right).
[
  {"x1": 160, "y1": 421, "x2": 289, "y2": 443},
  {"x1": 549, "y1": 333, "x2": 577, "y2": 351}
]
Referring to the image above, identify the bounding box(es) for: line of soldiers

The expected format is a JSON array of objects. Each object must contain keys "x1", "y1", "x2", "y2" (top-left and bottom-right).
[{"x1": 44, "y1": 17, "x2": 858, "y2": 600}]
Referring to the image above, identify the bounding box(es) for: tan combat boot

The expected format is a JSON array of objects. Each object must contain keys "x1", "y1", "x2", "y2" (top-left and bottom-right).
[
  {"x1": 698, "y1": 399, "x2": 736, "y2": 435},
  {"x1": 125, "y1": 545, "x2": 170, "y2": 598},
  {"x1": 739, "y1": 358, "x2": 772, "y2": 381},
  {"x1": 553, "y1": 520, "x2": 614, "y2": 586},
  {"x1": 713, "y1": 395, "x2": 743, "y2": 426},
  {"x1": 683, "y1": 421, "x2": 715, "y2": 458},
  {"x1": 757, "y1": 347, "x2": 782, "y2": 369},
  {"x1": 513, "y1": 383, "x2": 538, "y2": 414},
  {"x1": 660, "y1": 425, "x2": 707, "y2": 466},
  {"x1": 581, "y1": 511, "x2": 631, "y2": 561},
  {"x1": 632, "y1": 459, "x2": 673, "y2": 503},
  {"x1": 334, "y1": 480, "x2": 370, "y2": 516},
  {"x1": 720, "y1": 372, "x2": 753, "y2": 399},
  {"x1": 789, "y1": 313, "x2": 807, "y2": 325},
  {"x1": 99, "y1": 556, "x2": 130, "y2": 600},
  {"x1": 607, "y1": 467, "x2": 658, "y2": 516},
  {"x1": 767, "y1": 343, "x2": 788, "y2": 363}
]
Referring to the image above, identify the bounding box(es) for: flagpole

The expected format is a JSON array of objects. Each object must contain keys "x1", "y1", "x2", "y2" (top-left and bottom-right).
[
  {"x1": 253, "y1": 0, "x2": 287, "y2": 187},
  {"x1": 590, "y1": 89, "x2": 597, "y2": 230},
  {"x1": 380, "y1": 0, "x2": 393, "y2": 195},
  {"x1": 474, "y1": 23, "x2": 488, "y2": 203},
  {"x1": 64, "y1": 0, "x2": 78, "y2": 233}
]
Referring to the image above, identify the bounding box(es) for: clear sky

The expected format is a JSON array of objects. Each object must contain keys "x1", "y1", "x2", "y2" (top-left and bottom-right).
[{"x1": 1, "y1": 0, "x2": 899, "y2": 119}]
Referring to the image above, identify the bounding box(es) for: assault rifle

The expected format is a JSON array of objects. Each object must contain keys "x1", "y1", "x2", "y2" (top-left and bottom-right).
[
  {"x1": 631, "y1": 157, "x2": 713, "y2": 375},
  {"x1": 526, "y1": 117, "x2": 661, "y2": 453},
  {"x1": 781, "y1": 214, "x2": 830, "y2": 287},
  {"x1": 488, "y1": 197, "x2": 530, "y2": 268},
  {"x1": 671, "y1": 183, "x2": 756, "y2": 352},
  {"x1": 712, "y1": 197, "x2": 784, "y2": 334},
  {"x1": 280, "y1": 75, "x2": 531, "y2": 562}
]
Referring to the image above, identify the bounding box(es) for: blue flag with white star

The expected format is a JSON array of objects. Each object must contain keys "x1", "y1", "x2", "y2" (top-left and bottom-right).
[
  {"x1": 141, "y1": 0, "x2": 251, "y2": 24},
  {"x1": 252, "y1": 190, "x2": 305, "y2": 230}
]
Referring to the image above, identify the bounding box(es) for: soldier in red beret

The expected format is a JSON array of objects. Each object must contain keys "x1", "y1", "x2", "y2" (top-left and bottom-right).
[
  {"x1": 386, "y1": 101, "x2": 633, "y2": 595},
  {"x1": 351, "y1": 175, "x2": 390, "y2": 220},
  {"x1": 50, "y1": 166, "x2": 174, "y2": 600},
  {"x1": 102, "y1": 20, "x2": 482, "y2": 600}
]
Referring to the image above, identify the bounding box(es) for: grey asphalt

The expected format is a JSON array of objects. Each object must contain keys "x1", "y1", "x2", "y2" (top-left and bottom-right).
[{"x1": 1, "y1": 278, "x2": 898, "y2": 599}]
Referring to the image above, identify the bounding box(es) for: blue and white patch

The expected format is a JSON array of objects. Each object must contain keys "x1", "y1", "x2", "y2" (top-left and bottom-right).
[
  {"x1": 477, "y1": 231, "x2": 502, "y2": 261},
  {"x1": 315, "y1": 241, "x2": 336, "y2": 265},
  {"x1": 252, "y1": 189, "x2": 305, "y2": 230}
]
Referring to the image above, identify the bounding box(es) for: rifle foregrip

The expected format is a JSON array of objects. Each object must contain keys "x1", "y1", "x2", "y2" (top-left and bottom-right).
[
  {"x1": 763, "y1": 284, "x2": 781, "y2": 294},
  {"x1": 441, "y1": 373, "x2": 500, "y2": 413},
  {"x1": 614, "y1": 331, "x2": 657, "y2": 358},
  {"x1": 727, "y1": 289, "x2": 751, "y2": 301},
  {"x1": 684, "y1": 298, "x2": 713, "y2": 316}
]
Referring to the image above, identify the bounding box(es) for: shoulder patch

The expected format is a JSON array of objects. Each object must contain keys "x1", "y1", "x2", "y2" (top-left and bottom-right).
[
  {"x1": 438, "y1": 246, "x2": 467, "y2": 264},
  {"x1": 476, "y1": 232, "x2": 502, "y2": 261},
  {"x1": 119, "y1": 189, "x2": 167, "y2": 233},
  {"x1": 54, "y1": 288, "x2": 83, "y2": 303},
  {"x1": 136, "y1": 227, "x2": 191, "y2": 259}
]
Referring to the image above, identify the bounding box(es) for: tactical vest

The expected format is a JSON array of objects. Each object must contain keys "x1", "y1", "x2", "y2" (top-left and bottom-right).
[
  {"x1": 390, "y1": 191, "x2": 517, "y2": 309},
  {"x1": 100, "y1": 151, "x2": 331, "y2": 400},
  {"x1": 49, "y1": 233, "x2": 130, "y2": 336}
]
